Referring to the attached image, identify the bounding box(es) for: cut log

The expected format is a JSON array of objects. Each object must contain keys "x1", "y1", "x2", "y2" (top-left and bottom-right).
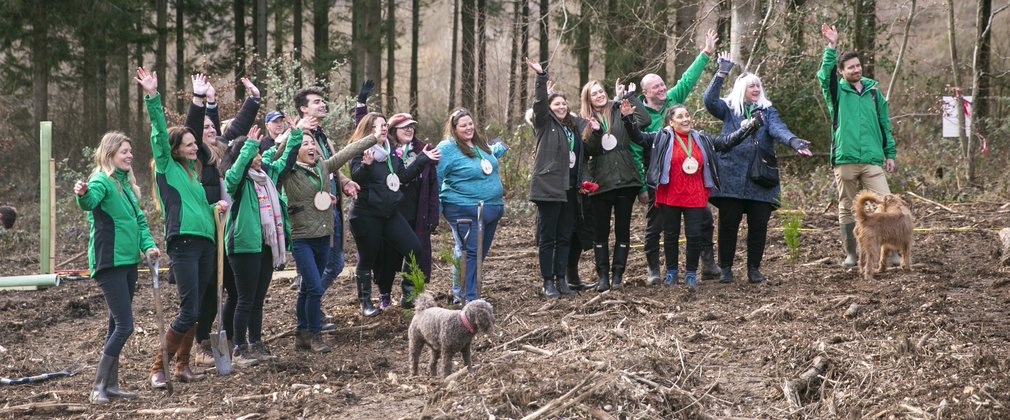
[
  {"x1": 999, "y1": 228, "x2": 1010, "y2": 266},
  {"x1": 783, "y1": 356, "x2": 829, "y2": 408}
]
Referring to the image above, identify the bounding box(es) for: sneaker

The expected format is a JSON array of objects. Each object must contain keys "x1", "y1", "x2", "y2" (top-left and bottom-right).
[
  {"x1": 233, "y1": 345, "x2": 259, "y2": 367},
  {"x1": 685, "y1": 271, "x2": 698, "y2": 290},
  {"x1": 378, "y1": 293, "x2": 392, "y2": 310},
  {"x1": 664, "y1": 269, "x2": 678, "y2": 286},
  {"x1": 249, "y1": 342, "x2": 276, "y2": 360},
  {"x1": 194, "y1": 340, "x2": 214, "y2": 366},
  {"x1": 719, "y1": 267, "x2": 734, "y2": 283}
]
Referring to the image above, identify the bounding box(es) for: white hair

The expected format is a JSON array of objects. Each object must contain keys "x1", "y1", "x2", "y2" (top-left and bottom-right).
[{"x1": 723, "y1": 73, "x2": 772, "y2": 117}]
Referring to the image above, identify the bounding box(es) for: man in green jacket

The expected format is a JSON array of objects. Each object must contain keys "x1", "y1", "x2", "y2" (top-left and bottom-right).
[
  {"x1": 637, "y1": 29, "x2": 720, "y2": 284},
  {"x1": 818, "y1": 23, "x2": 898, "y2": 267}
]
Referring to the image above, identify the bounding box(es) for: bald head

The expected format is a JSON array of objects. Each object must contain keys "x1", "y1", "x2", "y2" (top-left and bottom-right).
[{"x1": 641, "y1": 73, "x2": 667, "y2": 108}]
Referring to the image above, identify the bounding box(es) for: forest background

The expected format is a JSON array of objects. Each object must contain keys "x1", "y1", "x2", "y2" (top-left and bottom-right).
[{"x1": 0, "y1": 0, "x2": 1008, "y2": 210}]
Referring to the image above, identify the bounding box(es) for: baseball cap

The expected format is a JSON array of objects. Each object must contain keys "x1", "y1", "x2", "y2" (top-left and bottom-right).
[{"x1": 265, "y1": 111, "x2": 284, "y2": 123}]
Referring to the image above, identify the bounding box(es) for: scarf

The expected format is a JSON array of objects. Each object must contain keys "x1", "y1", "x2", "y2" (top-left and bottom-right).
[
  {"x1": 367, "y1": 140, "x2": 391, "y2": 162},
  {"x1": 248, "y1": 169, "x2": 286, "y2": 267}
]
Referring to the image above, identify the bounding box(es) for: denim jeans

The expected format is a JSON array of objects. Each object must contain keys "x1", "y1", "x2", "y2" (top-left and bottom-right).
[
  {"x1": 443, "y1": 203, "x2": 504, "y2": 301},
  {"x1": 320, "y1": 197, "x2": 346, "y2": 291},
  {"x1": 293, "y1": 236, "x2": 329, "y2": 333},
  {"x1": 167, "y1": 235, "x2": 215, "y2": 333},
  {"x1": 94, "y1": 265, "x2": 138, "y2": 358}
]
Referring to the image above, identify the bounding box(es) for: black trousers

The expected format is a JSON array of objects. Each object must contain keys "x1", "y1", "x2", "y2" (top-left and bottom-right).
[
  {"x1": 229, "y1": 248, "x2": 274, "y2": 346},
  {"x1": 711, "y1": 198, "x2": 774, "y2": 269},
  {"x1": 349, "y1": 212, "x2": 421, "y2": 292},
  {"x1": 94, "y1": 265, "x2": 138, "y2": 358},
  {"x1": 645, "y1": 188, "x2": 715, "y2": 258},
  {"x1": 196, "y1": 251, "x2": 237, "y2": 342},
  {"x1": 592, "y1": 186, "x2": 639, "y2": 244},
  {"x1": 660, "y1": 205, "x2": 706, "y2": 272},
  {"x1": 534, "y1": 189, "x2": 577, "y2": 281},
  {"x1": 167, "y1": 235, "x2": 215, "y2": 333}
]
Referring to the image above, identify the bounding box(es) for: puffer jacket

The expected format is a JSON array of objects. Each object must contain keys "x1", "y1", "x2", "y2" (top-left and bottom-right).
[
  {"x1": 584, "y1": 99, "x2": 651, "y2": 195},
  {"x1": 627, "y1": 121, "x2": 759, "y2": 192},
  {"x1": 76, "y1": 169, "x2": 157, "y2": 275},
  {"x1": 817, "y1": 47, "x2": 896, "y2": 166},
  {"x1": 703, "y1": 74, "x2": 806, "y2": 207},
  {"x1": 529, "y1": 71, "x2": 588, "y2": 202},
  {"x1": 186, "y1": 96, "x2": 261, "y2": 204}
]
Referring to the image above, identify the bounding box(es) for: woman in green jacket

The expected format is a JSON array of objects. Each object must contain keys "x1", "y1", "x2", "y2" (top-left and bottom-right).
[
  {"x1": 220, "y1": 124, "x2": 298, "y2": 365},
  {"x1": 75, "y1": 132, "x2": 160, "y2": 404},
  {"x1": 136, "y1": 67, "x2": 229, "y2": 388}
]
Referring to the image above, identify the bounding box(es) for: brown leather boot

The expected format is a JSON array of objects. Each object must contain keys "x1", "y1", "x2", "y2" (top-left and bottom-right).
[
  {"x1": 150, "y1": 327, "x2": 185, "y2": 388},
  {"x1": 309, "y1": 332, "x2": 331, "y2": 353},
  {"x1": 175, "y1": 327, "x2": 205, "y2": 382},
  {"x1": 294, "y1": 329, "x2": 311, "y2": 350}
]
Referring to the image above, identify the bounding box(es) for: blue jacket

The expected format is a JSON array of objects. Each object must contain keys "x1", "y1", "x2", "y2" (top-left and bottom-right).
[{"x1": 703, "y1": 74, "x2": 804, "y2": 207}]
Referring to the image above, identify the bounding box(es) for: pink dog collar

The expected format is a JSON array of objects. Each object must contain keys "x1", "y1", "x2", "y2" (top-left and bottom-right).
[{"x1": 459, "y1": 312, "x2": 475, "y2": 334}]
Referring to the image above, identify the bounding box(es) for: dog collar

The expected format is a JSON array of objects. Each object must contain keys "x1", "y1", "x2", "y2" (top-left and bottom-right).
[{"x1": 459, "y1": 312, "x2": 475, "y2": 334}]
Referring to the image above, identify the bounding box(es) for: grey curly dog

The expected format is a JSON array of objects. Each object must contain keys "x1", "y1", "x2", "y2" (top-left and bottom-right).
[{"x1": 408, "y1": 293, "x2": 494, "y2": 377}]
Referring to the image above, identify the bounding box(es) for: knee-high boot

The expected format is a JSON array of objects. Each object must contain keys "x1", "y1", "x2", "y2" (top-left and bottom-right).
[
  {"x1": 356, "y1": 272, "x2": 380, "y2": 317},
  {"x1": 594, "y1": 243, "x2": 610, "y2": 292},
  {"x1": 611, "y1": 243, "x2": 629, "y2": 289},
  {"x1": 150, "y1": 327, "x2": 185, "y2": 388}
]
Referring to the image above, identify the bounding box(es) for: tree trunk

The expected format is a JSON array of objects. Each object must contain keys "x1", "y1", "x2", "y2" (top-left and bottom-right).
[
  {"x1": 119, "y1": 50, "x2": 131, "y2": 132},
  {"x1": 506, "y1": 0, "x2": 521, "y2": 125},
  {"x1": 539, "y1": 0, "x2": 549, "y2": 62},
  {"x1": 460, "y1": 0, "x2": 475, "y2": 110},
  {"x1": 30, "y1": 1, "x2": 48, "y2": 125},
  {"x1": 157, "y1": 0, "x2": 168, "y2": 96},
  {"x1": 730, "y1": 0, "x2": 759, "y2": 68},
  {"x1": 785, "y1": 0, "x2": 807, "y2": 58},
  {"x1": 476, "y1": 0, "x2": 487, "y2": 121},
  {"x1": 96, "y1": 40, "x2": 109, "y2": 135},
  {"x1": 294, "y1": 0, "x2": 303, "y2": 87},
  {"x1": 235, "y1": 0, "x2": 247, "y2": 97},
  {"x1": 851, "y1": 0, "x2": 877, "y2": 78},
  {"x1": 273, "y1": 1, "x2": 285, "y2": 58},
  {"x1": 409, "y1": 0, "x2": 419, "y2": 115},
  {"x1": 256, "y1": 0, "x2": 267, "y2": 93},
  {"x1": 175, "y1": 0, "x2": 185, "y2": 113},
  {"x1": 969, "y1": 0, "x2": 994, "y2": 184},
  {"x1": 136, "y1": 18, "x2": 145, "y2": 136},
  {"x1": 448, "y1": 0, "x2": 459, "y2": 111},
  {"x1": 575, "y1": 0, "x2": 590, "y2": 88},
  {"x1": 312, "y1": 0, "x2": 329, "y2": 87},
  {"x1": 363, "y1": 1, "x2": 382, "y2": 101},
  {"x1": 945, "y1": 0, "x2": 969, "y2": 179},
  {"x1": 386, "y1": 0, "x2": 396, "y2": 114},
  {"x1": 887, "y1": 0, "x2": 915, "y2": 100},
  {"x1": 518, "y1": 0, "x2": 529, "y2": 110},
  {"x1": 717, "y1": 0, "x2": 731, "y2": 50},
  {"x1": 673, "y1": 0, "x2": 698, "y2": 79}
]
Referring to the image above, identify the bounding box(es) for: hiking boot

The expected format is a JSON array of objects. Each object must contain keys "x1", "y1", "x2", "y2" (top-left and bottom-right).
[
  {"x1": 719, "y1": 267, "x2": 734, "y2": 283},
  {"x1": 194, "y1": 339, "x2": 214, "y2": 366},
  {"x1": 664, "y1": 269, "x2": 678, "y2": 286},
  {"x1": 700, "y1": 248, "x2": 720, "y2": 280},
  {"x1": 249, "y1": 342, "x2": 277, "y2": 360},
  {"x1": 89, "y1": 354, "x2": 115, "y2": 404},
  {"x1": 685, "y1": 271, "x2": 698, "y2": 291},
  {"x1": 747, "y1": 267, "x2": 766, "y2": 283},
  {"x1": 105, "y1": 357, "x2": 137, "y2": 399},
  {"x1": 294, "y1": 329, "x2": 311, "y2": 351},
  {"x1": 309, "y1": 332, "x2": 331, "y2": 353},
  {"x1": 556, "y1": 278, "x2": 574, "y2": 295},
  {"x1": 841, "y1": 223, "x2": 858, "y2": 267},
  {"x1": 645, "y1": 252, "x2": 661, "y2": 286},
  {"x1": 542, "y1": 279, "x2": 560, "y2": 299},
  {"x1": 378, "y1": 293, "x2": 392, "y2": 310},
  {"x1": 232, "y1": 344, "x2": 259, "y2": 367}
]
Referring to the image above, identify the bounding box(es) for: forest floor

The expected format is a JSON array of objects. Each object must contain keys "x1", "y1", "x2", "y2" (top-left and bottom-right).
[{"x1": 1, "y1": 195, "x2": 1009, "y2": 419}]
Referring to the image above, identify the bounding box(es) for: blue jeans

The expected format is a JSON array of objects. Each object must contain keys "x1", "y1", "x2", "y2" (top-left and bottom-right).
[
  {"x1": 94, "y1": 265, "x2": 138, "y2": 358},
  {"x1": 443, "y1": 203, "x2": 504, "y2": 301},
  {"x1": 320, "y1": 206, "x2": 345, "y2": 291},
  {"x1": 293, "y1": 236, "x2": 329, "y2": 333}
]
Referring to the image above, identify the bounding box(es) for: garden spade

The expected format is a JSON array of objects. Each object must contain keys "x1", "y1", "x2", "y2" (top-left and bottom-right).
[
  {"x1": 211, "y1": 206, "x2": 233, "y2": 375},
  {"x1": 455, "y1": 218, "x2": 471, "y2": 305},
  {"x1": 475, "y1": 200, "x2": 484, "y2": 299},
  {"x1": 145, "y1": 251, "x2": 173, "y2": 396}
]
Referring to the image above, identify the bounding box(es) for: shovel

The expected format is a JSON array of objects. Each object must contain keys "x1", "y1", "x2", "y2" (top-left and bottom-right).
[
  {"x1": 455, "y1": 218, "x2": 471, "y2": 305},
  {"x1": 146, "y1": 251, "x2": 173, "y2": 395},
  {"x1": 475, "y1": 201, "x2": 485, "y2": 299},
  {"x1": 210, "y1": 206, "x2": 233, "y2": 375}
]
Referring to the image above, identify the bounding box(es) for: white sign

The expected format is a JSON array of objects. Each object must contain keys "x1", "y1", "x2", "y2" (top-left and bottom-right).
[{"x1": 942, "y1": 95, "x2": 971, "y2": 138}]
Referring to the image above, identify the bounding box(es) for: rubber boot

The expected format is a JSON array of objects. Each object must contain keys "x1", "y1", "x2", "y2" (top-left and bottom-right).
[
  {"x1": 645, "y1": 251, "x2": 661, "y2": 286},
  {"x1": 700, "y1": 248, "x2": 720, "y2": 280},
  {"x1": 294, "y1": 329, "x2": 311, "y2": 350},
  {"x1": 593, "y1": 243, "x2": 611, "y2": 292},
  {"x1": 105, "y1": 357, "x2": 137, "y2": 399},
  {"x1": 747, "y1": 266, "x2": 766, "y2": 283},
  {"x1": 90, "y1": 354, "x2": 116, "y2": 404},
  {"x1": 356, "y1": 273, "x2": 380, "y2": 317},
  {"x1": 542, "y1": 278, "x2": 560, "y2": 298},
  {"x1": 150, "y1": 327, "x2": 185, "y2": 389},
  {"x1": 175, "y1": 327, "x2": 204, "y2": 382},
  {"x1": 556, "y1": 277, "x2": 574, "y2": 296},
  {"x1": 400, "y1": 275, "x2": 416, "y2": 309},
  {"x1": 611, "y1": 243, "x2": 629, "y2": 289},
  {"x1": 567, "y1": 260, "x2": 595, "y2": 290},
  {"x1": 841, "y1": 223, "x2": 858, "y2": 267},
  {"x1": 719, "y1": 267, "x2": 734, "y2": 283}
]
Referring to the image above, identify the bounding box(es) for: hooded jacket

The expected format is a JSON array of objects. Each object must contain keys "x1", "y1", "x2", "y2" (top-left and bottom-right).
[
  {"x1": 76, "y1": 169, "x2": 157, "y2": 275},
  {"x1": 817, "y1": 47, "x2": 896, "y2": 166}
]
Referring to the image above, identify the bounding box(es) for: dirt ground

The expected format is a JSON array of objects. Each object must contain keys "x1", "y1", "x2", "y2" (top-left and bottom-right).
[{"x1": 1, "y1": 197, "x2": 1009, "y2": 419}]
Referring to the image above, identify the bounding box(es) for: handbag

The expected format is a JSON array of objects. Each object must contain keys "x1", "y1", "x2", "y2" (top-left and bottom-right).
[{"x1": 748, "y1": 140, "x2": 780, "y2": 188}]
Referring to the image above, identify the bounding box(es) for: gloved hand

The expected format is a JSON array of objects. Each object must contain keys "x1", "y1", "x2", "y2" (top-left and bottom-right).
[
  {"x1": 751, "y1": 109, "x2": 764, "y2": 129},
  {"x1": 789, "y1": 137, "x2": 810, "y2": 151},
  {"x1": 717, "y1": 55, "x2": 735, "y2": 74},
  {"x1": 357, "y1": 80, "x2": 375, "y2": 103}
]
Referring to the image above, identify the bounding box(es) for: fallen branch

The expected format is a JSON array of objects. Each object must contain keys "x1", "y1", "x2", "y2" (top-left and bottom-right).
[
  {"x1": 135, "y1": 408, "x2": 200, "y2": 415},
  {"x1": 0, "y1": 403, "x2": 87, "y2": 415},
  {"x1": 263, "y1": 323, "x2": 382, "y2": 344},
  {"x1": 783, "y1": 356, "x2": 829, "y2": 408},
  {"x1": 802, "y1": 257, "x2": 832, "y2": 267},
  {"x1": 225, "y1": 392, "x2": 277, "y2": 404},
  {"x1": 907, "y1": 191, "x2": 957, "y2": 213},
  {"x1": 520, "y1": 372, "x2": 605, "y2": 420},
  {"x1": 521, "y1": 345, "x2": 553, "y2": 357},
  {"x1": 497, "y1": 326, "x2": 546, "y2": 350}
]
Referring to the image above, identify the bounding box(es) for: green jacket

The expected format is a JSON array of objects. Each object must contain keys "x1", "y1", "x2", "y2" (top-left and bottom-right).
[
  {"x1": 147, "y1": 93, "x2": 217, "y2": 243},
  {"x1": 634, "y1": 51, "x2": 711, "y2": 191},
  {"x1": 817, "y1": 47, "x2": 896, "y2": 166},
  {"x1": 224, "y1": 138, "x2": 297, "y2": 255},
  {"x1": 281, "y1": 130, "x2": 375, "y2": 239},
  {"x1": 76, "y1": 169, "x2": 157, "y2": 275}
]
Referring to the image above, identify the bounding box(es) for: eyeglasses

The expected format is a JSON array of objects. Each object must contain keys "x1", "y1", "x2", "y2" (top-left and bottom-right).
[{"x1": 401, "y1": 124, "x2": 417, "y2": 130}]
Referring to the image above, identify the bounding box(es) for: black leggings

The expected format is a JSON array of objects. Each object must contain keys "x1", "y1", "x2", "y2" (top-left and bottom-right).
[
  {"x1": 711, "y1": 198, "x2": 774, "y2": 269},
  {"x1": 349, "y1": 213, "x2": 421, "y2": 288},
  {"x1": 229, "y1": 249, "x2": 274, "y2": 346},
  {"x1": 167, "y1": 235, "x2": 215, "y2": 333},
  {"x1": 660, "y1": 205, "x2": 706, "y2": 272},
  {"x1": 535, "y1": 189, "x2": 577, "y2": 281},
  {"x1": 592, "y1": 186, "x2": 639, "y2": 245},
  {"x1": 94, "y1": 265, "x2": 138, "y2": 358},
  {"x1": 196, "y1": 259, "x2": 236, "y2": 342}
]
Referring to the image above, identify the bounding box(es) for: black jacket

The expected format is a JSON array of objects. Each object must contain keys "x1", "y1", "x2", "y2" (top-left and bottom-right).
[
  {"x1": 185, "y1": 96, "x2": 261, "y2": 203},
  {"x1": 348, "y1": 146, "x2": 431, "y2": 219}
]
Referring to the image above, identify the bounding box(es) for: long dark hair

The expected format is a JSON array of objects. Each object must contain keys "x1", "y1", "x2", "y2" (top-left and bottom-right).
[
  {"x1": 547, "y1": 92, "x2": 578, "y2": 134},
  {"x1": 444, "y1": 108, "x2": 489, "y2": 158},
  {"x1": 168, "y1": 126, "x2": 201, "y2": 178}
]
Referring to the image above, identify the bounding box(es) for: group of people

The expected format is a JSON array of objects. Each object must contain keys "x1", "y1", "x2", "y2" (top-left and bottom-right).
[{"x1": 74, "y1": 22, "x2": 895, "y2": 403}]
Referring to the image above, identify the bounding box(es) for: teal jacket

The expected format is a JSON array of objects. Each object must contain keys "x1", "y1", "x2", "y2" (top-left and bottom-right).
[
  {"x1": 635, "y1": 51, "x2": 711, "y2": 191},
  {"x1": 223, "y1": 138, "x2": 296, "y2": 255},
  {"x1": 817, "y1": 47, "x2": 896, "y2": 166},
  {"x1": 76, "y1": 169, "x2": 157, "y2": 275},
  {"x1": 147, "y1": 93, "x2": 217, "y2": 243}
]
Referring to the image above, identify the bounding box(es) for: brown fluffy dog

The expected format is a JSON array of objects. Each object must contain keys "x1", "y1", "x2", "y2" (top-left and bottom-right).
[
  {"x1": 853, "y1": 190, "x2": 914, "y2": 280},
  {"x1": 408, "y1": 293, "x2": 494, "y2": 377}
]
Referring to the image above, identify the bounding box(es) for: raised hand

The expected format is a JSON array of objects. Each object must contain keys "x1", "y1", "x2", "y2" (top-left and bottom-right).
[
  {"x1": 589, "y1": 116, "x2": 600, "y2": 131},
  {"x1": 524, "y1": 56, "x2": 544, "y2": 74},
  {"x1": 362, "y1": 149, "x2": 375, "y2": 165},
  {"x1": 206, "y1": 82, "x2": 217, "y2": 103},
  {"x1": 297, "y1": 115, "x2": 319, "y2": 131},
  {"x1": 357, "y1": 80, "x2": 375, "y2": 103},
  {"x1": 134, "y1": 67, "x2": 158, "y2": 96},
  {"x1": 614, "y1": 79, "x2": 626, "y2": 100},
  {"x1": 191, "y1": 73, "x2": 209, "y2": 96},
  {"x1": 247, "y1": 125, "x2": 262, "y2": 141},
  {"x1": 627, "y1": 82, "x2": 637, "y2": 95},
  {"x1": 73, "y1": 180, "x2": 88, "y2": 196},
  {"x1": 619, "y1": 99, "x2": 635, "y2": 116},
  {"x1": 546, "y1": 79, "x2": 557, "y2": 95},
  {"x1": 717, "y1": 52, "x2": 735, "y2": 75},
  {"x1": 422, "y1": 147, "x2": 441, "y2": 162},
  {"x1": 240, "y1": 77, "x2": 260, "y2": 98},
  {"x1": 821, "y1": 23, "x2": 838, "y2": 47},
  {"x1": 704, "y1": 29, "x2": 719, "y2": 55}
]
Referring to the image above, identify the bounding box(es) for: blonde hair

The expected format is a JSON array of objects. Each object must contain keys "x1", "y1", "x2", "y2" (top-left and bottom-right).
[
  {"x1": 579, "y1": 80, "x2": 614, "y2": 139},
  {"x1": 93, "y1": 131, "x2": 142, "y2": 198},
  {"x1": 724, "y1": 73, "x2": 773, "y2": 117},
  {"x1": 350, "y1": 112, "x2": 387, "y2": 143}
]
